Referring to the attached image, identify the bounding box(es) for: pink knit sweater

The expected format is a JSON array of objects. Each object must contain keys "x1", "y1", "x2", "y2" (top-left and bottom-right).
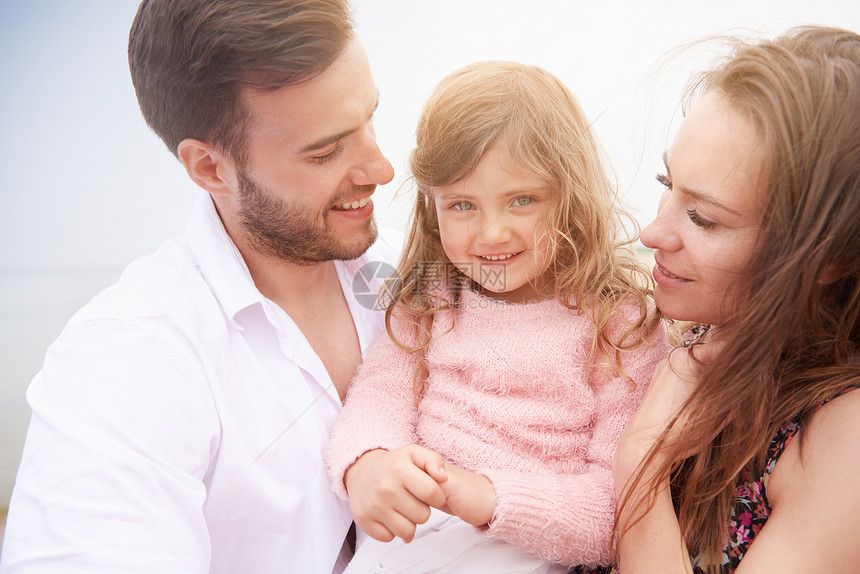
[{"x1": 327, "y1": 288, "x2": 667, "y2": 567}]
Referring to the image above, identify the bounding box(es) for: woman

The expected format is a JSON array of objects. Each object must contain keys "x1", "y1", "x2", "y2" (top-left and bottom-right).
[{"x1": 613, "y1": 26, "x2": 860, "y2": 573}]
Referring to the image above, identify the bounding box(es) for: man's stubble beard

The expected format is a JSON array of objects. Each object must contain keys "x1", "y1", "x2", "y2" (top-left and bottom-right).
[{"x1": 236, "y1": 169, "x2": 377, "y2": 266}]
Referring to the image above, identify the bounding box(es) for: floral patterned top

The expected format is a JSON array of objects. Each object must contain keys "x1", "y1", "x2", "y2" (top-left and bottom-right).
[
  {"x1": 691, "y1": 385, "x2": 860, "y2": 572},
  {"x1": 690, "y1": 417, "x2": 800, "y2": 573}
]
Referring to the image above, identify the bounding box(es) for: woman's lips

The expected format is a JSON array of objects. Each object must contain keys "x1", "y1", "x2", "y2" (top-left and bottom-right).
[{"x1": 652, "y1": 259, "x2": 690, "y2": 286}]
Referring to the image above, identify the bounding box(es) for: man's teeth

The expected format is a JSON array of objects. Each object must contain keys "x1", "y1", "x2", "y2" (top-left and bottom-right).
[
  {"x1": 337, "y1": 197, "x2": 370, "y2": 210},
  {"x1": 481, "y1": 254, "x2": 514, "y2": 261}
]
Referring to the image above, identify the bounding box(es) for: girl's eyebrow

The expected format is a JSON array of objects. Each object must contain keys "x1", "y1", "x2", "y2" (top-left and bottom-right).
[
  {"x1": 435, "y1": 187, "x2": 474, "y2": 200},
  {"x1": 663, "y1": 152, "x2": 742, "y2": 216},
  {"x1": 435, "y1": 187, "x2": 545, "y2": 201},
  {"x1": 502, "y1": 186, "x2": 548, "y2": 197}
]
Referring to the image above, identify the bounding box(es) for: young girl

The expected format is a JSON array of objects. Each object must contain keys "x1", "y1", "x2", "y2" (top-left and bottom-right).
[{"x1": 327, "y1": 61, "x2": 666, "y2": 572}]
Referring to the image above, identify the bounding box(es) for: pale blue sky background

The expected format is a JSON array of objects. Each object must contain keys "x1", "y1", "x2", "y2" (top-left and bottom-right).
[
  {"x1": 0, "y1": 0, "x2": 858, "y2": 508},
  {"x1": 2, "y1": 0, "x2": 859, "y2": 271}
]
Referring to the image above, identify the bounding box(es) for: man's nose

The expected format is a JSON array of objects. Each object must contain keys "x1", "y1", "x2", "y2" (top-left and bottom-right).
[{"x1": 351, "y1": 133, "x2": 394, "y2": 186}]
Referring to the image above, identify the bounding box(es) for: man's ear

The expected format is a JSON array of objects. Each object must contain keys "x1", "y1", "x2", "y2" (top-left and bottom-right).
[{"x1": 177, "y1": 138, "x2": 237, "y2": 197}]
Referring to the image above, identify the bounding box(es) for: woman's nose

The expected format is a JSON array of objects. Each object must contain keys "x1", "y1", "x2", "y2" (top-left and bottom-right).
[{"x1": 640, "y1": 191, "x2": 680, "y2": 251}]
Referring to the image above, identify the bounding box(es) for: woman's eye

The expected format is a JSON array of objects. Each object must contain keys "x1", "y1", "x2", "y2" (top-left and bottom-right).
[
  {"x1": 686, "y1": 209, "x2": 715, "y2": 229},
  {"x1": 512, "y1": 196, "x2": 534, "y2": 207},
  {"x1": 656, "y1": 173, "x2": 672, "y2": 189},
  {"x1": 452, "y1": 201, "x2": 475, "y2": 211}
]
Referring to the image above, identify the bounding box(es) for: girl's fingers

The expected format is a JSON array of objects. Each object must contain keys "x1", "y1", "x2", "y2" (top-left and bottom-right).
[
  {"x1": 409, "y1": 446, "x2": 448, "y2": 483},
  {"x1": 361, "y1": 520, "x2": 396, "y2": 543}
]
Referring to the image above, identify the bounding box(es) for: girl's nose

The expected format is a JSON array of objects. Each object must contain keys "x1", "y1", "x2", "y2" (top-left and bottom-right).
[{"x1": 477, "y1": 213, "x2": 513, "y2": 245}]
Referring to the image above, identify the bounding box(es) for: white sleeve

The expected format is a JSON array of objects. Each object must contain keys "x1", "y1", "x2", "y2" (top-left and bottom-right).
[{"x1": 0, "y1": 318, "x2": 220, "y2": 574}]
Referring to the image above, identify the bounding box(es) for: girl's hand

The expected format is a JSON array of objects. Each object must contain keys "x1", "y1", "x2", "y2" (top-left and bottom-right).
[
  {"x1": 435, "y1": 462, "x2": 497, "y2": 526},
  {"x1": 344, "y1": 445, "x2": 448, "y2": 543}
]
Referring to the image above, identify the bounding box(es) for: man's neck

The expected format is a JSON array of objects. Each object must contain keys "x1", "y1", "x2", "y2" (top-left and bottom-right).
[{"x1": 242, "y1": 248, "x2": 343, "y2": 315}]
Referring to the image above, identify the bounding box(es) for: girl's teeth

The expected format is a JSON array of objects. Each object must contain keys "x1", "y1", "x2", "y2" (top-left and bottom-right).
[{"x1": 482, "y1": 254, "x2": 514, "y2": 261}]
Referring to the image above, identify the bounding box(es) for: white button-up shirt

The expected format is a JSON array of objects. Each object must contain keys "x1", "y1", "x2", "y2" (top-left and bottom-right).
[{"x1": 0, "y1": 194, "x2": 400, "y2": 574}]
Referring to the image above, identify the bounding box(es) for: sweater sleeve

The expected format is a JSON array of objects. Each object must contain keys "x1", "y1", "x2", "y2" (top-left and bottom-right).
[
  {"x1": 479, "y1": 324, "x2": 668, "y2": 567},
  {"x1": 326, "y1": 312, "x2": 424, "y2": 499}
]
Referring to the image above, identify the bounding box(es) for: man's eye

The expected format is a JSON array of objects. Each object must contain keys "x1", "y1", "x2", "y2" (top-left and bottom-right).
[{"x1": 312, "y1": 143, "x2": 343, "y2": 164}]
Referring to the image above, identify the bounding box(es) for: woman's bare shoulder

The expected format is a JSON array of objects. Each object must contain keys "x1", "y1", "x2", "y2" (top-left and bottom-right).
[
  {"x1": 772, "y1": 387, "x2": 860, "y2": 492},
  {"x1": 752, "y1": 387, "x2": 860, "y2": 572}
]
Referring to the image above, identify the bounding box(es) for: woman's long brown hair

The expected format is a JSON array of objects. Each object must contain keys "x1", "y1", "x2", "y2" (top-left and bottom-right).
[{"x1": 620, "y1": 26, "x2": 860, "y2": 572}]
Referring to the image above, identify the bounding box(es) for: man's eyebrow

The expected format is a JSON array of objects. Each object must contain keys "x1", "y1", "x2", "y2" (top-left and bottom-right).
[
  {"x1": 662, "y1": 152, "x2": 742, "y2": 216},
  {"x1": 297, "y1": 92, "x2": 380, "y2": 155}
]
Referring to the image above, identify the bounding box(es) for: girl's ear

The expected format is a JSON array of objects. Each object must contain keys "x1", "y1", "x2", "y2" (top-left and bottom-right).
[
  {"x1": 817, "y1": 262, "x2": 850, "y2": 285},
  {"x1": 177, "y1": 138, "x2": 238, "y2": 197}
]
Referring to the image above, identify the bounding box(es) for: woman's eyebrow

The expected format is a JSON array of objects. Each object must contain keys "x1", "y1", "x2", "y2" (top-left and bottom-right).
[{"x1": 663, "y1": 152, "x2": 742, "y2": 216}]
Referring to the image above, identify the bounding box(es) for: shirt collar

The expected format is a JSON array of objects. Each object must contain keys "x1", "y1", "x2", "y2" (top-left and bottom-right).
[{"x1": 183, "y1": 193, "x2": 264, "y2": 330}]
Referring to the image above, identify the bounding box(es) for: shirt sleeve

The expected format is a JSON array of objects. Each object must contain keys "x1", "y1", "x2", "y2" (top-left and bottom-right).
[
  {"x1": 326, "y1": 313, "x2": 423, "y2": 499},
  {"x1": 479, "y1": 325, "x2": 667, "y2": 567},
  {"x1": 0, "y1": 318, "x2": 220, "y2": 574}
]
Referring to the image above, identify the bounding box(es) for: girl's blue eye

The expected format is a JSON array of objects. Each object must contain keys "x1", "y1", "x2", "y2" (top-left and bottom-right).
[
  {"x1": 452, "y1": 201, "x2": 475, "y2": 211},
  {"x1": 686, "y1": 209, "x2": 715, "y2": 229},
  {"x1": 512, "y1": 196, "x2": 534, "y2": 207}
]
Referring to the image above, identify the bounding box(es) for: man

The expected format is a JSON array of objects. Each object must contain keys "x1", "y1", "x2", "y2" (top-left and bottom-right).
[{"x1": 0, "y1": 1, "x2": 396, "y2": 572}]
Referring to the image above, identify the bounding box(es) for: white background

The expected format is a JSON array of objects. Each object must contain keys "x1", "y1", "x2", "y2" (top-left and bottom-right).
[{"x1": 1, "y1": 0, "x2": 858, "y2": 514}]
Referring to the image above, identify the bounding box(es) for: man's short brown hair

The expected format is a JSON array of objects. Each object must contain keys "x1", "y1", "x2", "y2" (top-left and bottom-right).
[{"x1": 128, "y1": 0, "x2": 354, "y2": 164}]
